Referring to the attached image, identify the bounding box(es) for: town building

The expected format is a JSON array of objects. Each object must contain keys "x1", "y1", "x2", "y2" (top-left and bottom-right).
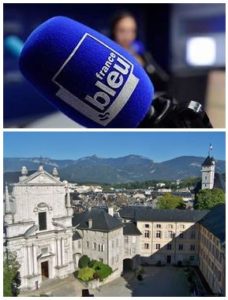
[
  {"x1": 4, "y1": 166, "x2": 225, "y2": 295},
  {"x1": 72, "y1": 207, "x2": 124, "y2": 277},
  {"x1": 198, "y1": 204, "x2": 225, "y2": 295},
  {"x1": 119, "y1": 206, "x2": 208, "y2": 266}
]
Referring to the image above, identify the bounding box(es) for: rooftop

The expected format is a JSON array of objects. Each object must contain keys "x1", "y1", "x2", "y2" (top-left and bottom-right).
[
  {"x1": 202, "y1": 156, "x2": 215, "y2": 167},
  {"x1": 199, "y1": 204, "x2": 225, "y2": 244},
  {"x1": 72, "y1": 231, "x2": 82, "y2": 241},
  {"x1": 123, "y1": 222, "x2": 142, "y2": 236},
  {"x1": 119, "y1": 206, "x2": 208, "y2": 222},
  {"x1": 72, "y1": 207, "x2": 123, "y2": 232}
]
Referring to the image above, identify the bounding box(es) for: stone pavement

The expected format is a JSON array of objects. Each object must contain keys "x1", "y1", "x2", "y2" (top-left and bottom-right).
[
  {"x1": 92, "y1": 266, "x2": 191, "y2": 297},
  {"x1": 19, "y1": 266, "x2": 206, "y2": 297},
  {"x1": 19, "y1": 274, "x2": 84, "y2": 297}
]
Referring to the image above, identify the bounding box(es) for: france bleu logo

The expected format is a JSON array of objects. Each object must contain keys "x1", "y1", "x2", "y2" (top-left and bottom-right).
[{"x1": 52, "y1": 33, "x2": 139, "y2": 126}]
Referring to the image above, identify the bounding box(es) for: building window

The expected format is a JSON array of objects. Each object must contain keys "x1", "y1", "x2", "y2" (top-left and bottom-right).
[
  {"x1": 179, "y1": 244, "x2": 183, "y2": 250},
  {"x1": 144, "y1": 230, "x2": 150, "y2": 238},
  {"x1": 93, "y1": 242, "x2": 97, "y2": 250},
  {"x1": 167, "y1": 224, "x2": 173, "y2": 229},
  {"x1": 145, "y1": 224, "x2": 150, "y2": 228},
  {"x1": 189, "y1": 256, "x2": 195, "y2": 261},
  {"x1": 156, "y1": 224, "x2": 161, "y2": 228},
  {"x1": 87, "y1": 241, "x2": 89, "y2": 248},
  {"x1": 156, "y1": 231, "x2": 161, "y2": 238},
  {"x1": 98, "y1": 244, "x2": 105, "y2": 252},
  {"x1": 156, "y1": 244, "x2": 160, "y2": 250},
  {"x1": 167, "y1": 244, "x2": 172, "y2": 250},
  {"x1": 38, "y1": 212, "x2": 47, "y2": 231},
  {"x1": 179, "y1": 232, "x2": 184, "y2": 238},
  {"x1": 180, "y1": 224, "x2": 185, "y2": 229},
  {"x1": 190, "y1": 245, "x2": 195, "y2": 251},
  {"x1": 168, "y1": 231, "x2": 175, "y2": 238},
  {"x1": 124, "y1": 236, "x2": 129, "y2": 244},
  {"x1": 144, "y1": 243, "x2": 149, "y2": 249}
]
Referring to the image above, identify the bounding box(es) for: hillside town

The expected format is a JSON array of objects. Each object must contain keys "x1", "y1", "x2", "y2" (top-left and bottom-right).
[{"x1": 3, "y1": 152, "x2": 225, "y2": 297}]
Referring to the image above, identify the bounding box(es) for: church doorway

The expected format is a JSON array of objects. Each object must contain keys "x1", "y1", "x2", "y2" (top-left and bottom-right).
[{"x1": 41, "y1": 261, "x2": 49, "y2": 279}]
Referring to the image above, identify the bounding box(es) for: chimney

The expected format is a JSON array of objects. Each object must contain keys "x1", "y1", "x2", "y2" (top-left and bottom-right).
[
  {"x1": 88, "y1": 218, "x2": 93, "y2": 229},
  {"x1": 108, "y1": 207, "x2": 114, "y2": 217}
]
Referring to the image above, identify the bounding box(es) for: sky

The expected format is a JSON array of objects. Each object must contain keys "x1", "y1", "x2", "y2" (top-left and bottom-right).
[{"x1": 4, "y1": 131, "x2": 225, "y2": 162}]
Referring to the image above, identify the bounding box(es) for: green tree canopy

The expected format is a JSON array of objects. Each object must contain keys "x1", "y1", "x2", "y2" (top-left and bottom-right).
[
  {"x1": 4, "y1": 251, "x2": 21, "y2": 296},
  {"x1": 78, "y1": 267, "x2": 95, "y2": 282},
  {"x1": 157, "y1": 193, "x2": 185, "y2": 209},
  {"x1": 78, "y1": 255, "x2": 90, "y2": 269},
  {"x1": 195, "y1": 188, "x2": 225, "y2": 210}
]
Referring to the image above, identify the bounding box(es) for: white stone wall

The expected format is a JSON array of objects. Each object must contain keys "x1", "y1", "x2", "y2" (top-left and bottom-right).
[
  {"x1": 12, "y1": 184, "x2": 67, "y2": 225},
  {"x1": 136, "y1": 221, "x2": 198, "y2": 265},
  {"x1": 199, "y1": 225, "x2": 225, "y2": 295},
  {"x1": 124, "y1": 235, "x2": 141, "y2": 259},
  {"x1": 107, "y1": 227, "x2": 124, "y2": 274},
  {"x1": 4, "y1": 171, "x2": 74, "y2": 291},
  {"x1": 7, "y1": 228, "x2": 74, "y2": 291},
  {"x1": 76, "y1": 227, "x2": 124, "y2": 275}
]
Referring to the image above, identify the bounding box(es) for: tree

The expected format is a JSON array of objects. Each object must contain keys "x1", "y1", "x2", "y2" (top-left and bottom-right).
[
  {"x1": 4, "y1": 251, "x2": 21, "y2": 296},
  {"x1": 195, "y1": 188, "x2": 225, "y2": 210},
  {"x1": 92, "y1": 261, "x2": 112, "y2": 281},
  {"x1": 78, "y1": 255, "x2": 90, "y2": 269},
  {"x1": 78, "y1": 267, "x2": 95, "y2": 282},
  {"x1": 157, "y1": 193, "x2": 185, "y2": 209}
]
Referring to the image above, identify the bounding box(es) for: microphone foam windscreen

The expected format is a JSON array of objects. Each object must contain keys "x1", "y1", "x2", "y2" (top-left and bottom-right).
[{"x1": 19, "y1": 16, "x2": 154, "y2": 128}]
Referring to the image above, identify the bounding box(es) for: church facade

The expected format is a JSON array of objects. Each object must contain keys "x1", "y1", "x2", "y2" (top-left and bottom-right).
[{"x1": 4, "y1": 166, "x2": 74, "y2": 291}]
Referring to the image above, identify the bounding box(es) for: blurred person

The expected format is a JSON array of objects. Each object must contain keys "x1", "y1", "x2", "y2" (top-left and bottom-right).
[
  {"x1": 110, "y1": 11, "x2": 145, "y2": 66},
  {"x1": 110, "y1": 11, "x2": 169, "y2": 91}
]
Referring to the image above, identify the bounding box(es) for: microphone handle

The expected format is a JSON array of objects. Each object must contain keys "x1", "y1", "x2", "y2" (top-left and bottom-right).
[{"x1": 139, "y1": 95, "x2": 213, "y2": 128}]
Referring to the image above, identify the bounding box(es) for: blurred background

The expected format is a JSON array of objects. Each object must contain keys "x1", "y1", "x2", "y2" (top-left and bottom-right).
[{"x1": 4, "y1": 3, "x2": 225, "y2": 128}]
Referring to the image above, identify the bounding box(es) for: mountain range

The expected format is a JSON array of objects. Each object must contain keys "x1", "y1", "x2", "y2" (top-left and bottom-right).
[{"x1": 4, "y1": 155, "x2": 225, "y2": 184}]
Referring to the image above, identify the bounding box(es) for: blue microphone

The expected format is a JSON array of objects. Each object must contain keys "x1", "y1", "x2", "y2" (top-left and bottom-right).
[{"x1": 19, "y1": 16, "x2": 154, "y2": 128}]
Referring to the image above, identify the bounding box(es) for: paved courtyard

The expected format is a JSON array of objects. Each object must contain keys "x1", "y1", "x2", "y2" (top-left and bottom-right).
[
  {"x1": 19, "y1": 275, "x2": 84, "y2": 297},
  {"x1": 92, "y1": 266, "x2": 191, "y2": 297},
  {"x1": 20, "y1": 266, "x2": 193, "y2": 297}
]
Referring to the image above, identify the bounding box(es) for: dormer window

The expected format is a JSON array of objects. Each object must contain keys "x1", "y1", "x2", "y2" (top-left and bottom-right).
[{"x1": 38, "y1": 212, "x2": 47, "y2": 231}]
